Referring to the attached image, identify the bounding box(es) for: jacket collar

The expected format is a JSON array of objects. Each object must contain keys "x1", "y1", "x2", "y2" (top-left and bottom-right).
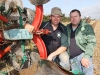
[{"x1": 48, "y1": 20, "x2": 63, "y2": 32}]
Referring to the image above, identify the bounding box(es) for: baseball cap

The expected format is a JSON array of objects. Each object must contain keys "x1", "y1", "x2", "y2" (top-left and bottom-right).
[{"x1": 51, "y1": 7, "x2": 62, "y2": 16}]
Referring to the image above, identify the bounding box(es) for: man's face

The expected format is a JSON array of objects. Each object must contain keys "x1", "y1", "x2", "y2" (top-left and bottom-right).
[
  {"x1": 50, "y1": 15, "x2": 62, "y2": 26},
  {"x1": 70, "y1": 11, "x2": 81, "y2": 26}
]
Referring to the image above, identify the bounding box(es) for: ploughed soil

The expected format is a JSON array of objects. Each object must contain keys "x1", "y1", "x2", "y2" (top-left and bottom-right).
[
  {"x1": 19, "y1": 62, "x2": 38, "y2": 75},
  {"x1": 0, "y1": 20, "x2": 100, "y2": 75},
  {"x1": 92, "y1": 20, "x2": 100, "y2": 75}
]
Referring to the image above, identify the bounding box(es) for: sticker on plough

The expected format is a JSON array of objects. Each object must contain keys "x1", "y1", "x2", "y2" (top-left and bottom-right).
[{"x1": 3, "y1": 29, "x2": 33, "y2": 40}]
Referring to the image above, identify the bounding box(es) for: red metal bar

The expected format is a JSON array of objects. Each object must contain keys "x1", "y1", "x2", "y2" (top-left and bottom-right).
[
  {"x1": 0, "y1": 31, "x2": 3, "y2": 42},
  {"x1": 0, "y1": 15, "x2": 9, "y2": 59},
  {"x1": 32, "y1": 5, "x2": 47, "y2": 59},
  {"x1": 0, "y1": 46, "x2": 11, "y2": 58},
  {"x1": 0, "y1": 15, "x2": 8, "y2": 23}
]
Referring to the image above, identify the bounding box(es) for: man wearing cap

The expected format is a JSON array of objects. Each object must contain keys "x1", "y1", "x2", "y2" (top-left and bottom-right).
[{"x1": 24, "y1": 7, "x2": 70, "y2": 70}]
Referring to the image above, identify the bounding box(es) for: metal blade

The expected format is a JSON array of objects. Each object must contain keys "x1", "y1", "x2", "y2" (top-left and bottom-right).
[{"x1": 29, "y1": 0, "x2": 50, "y2": 6}]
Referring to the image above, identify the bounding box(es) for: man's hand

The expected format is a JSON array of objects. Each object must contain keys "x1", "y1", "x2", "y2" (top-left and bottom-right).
[
  {"x1": 47, "y1": 53, "x2": 55, "y2": 61},
  {"x1": 36, "y1": 29, "x2": 44, "y2": 35},
  {"x1": 81, "y1": 58, "x2": 90, "y2": 68},
  {"x1": 24, "y1": 23, "x2": 34, "y2": 33}
]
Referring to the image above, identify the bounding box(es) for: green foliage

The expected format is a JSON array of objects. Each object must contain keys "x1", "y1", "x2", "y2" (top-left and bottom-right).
[
  {"x1": 43, "y1": 13, "x2": 70, "y2": 22},
  {"x1": 61, "y1": 14, "x2": 70, "y2": 22},
  {"x1": 43, "y1": 15, "x2": 50, "y2": 22}
]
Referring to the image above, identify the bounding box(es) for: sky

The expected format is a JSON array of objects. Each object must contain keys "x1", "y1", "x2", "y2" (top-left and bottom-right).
[{"x1": 22, "y1": 0, "x2": 100, "y2": 20}]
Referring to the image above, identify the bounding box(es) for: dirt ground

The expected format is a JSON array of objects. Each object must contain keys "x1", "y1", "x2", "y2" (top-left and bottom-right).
[
  {"x1": 19, "y1": 62, "x2": 38, "y2": 75},
  {"x1": 0, "y1": 20, "x2": 100, "y2": 75},
  {"x1": 92, "y1": 20, "x2": 100, "y2": 75}
]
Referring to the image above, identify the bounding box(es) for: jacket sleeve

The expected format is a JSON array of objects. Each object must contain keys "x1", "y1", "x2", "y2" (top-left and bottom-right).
[
  {"x1": 60, "y1": 24, "x2": 69, "y2": 47},
  {"x1": 83, "y1": 25, "x2": 96, "y2": 58},
  {"x1": 61, "y1": 33, "x2": 69, "y2": 47}
]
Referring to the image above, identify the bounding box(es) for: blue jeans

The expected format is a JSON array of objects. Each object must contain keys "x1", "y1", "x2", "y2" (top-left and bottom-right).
[
  {"x1": 70, "y1": 53, "x2": 93, "y2": 75},
  {"x1": 59, "y1": 51, "x2": 70, "y2": 70},
  {"x1": 52, "y1": 51, "x2": 70, "y2": 70}
]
